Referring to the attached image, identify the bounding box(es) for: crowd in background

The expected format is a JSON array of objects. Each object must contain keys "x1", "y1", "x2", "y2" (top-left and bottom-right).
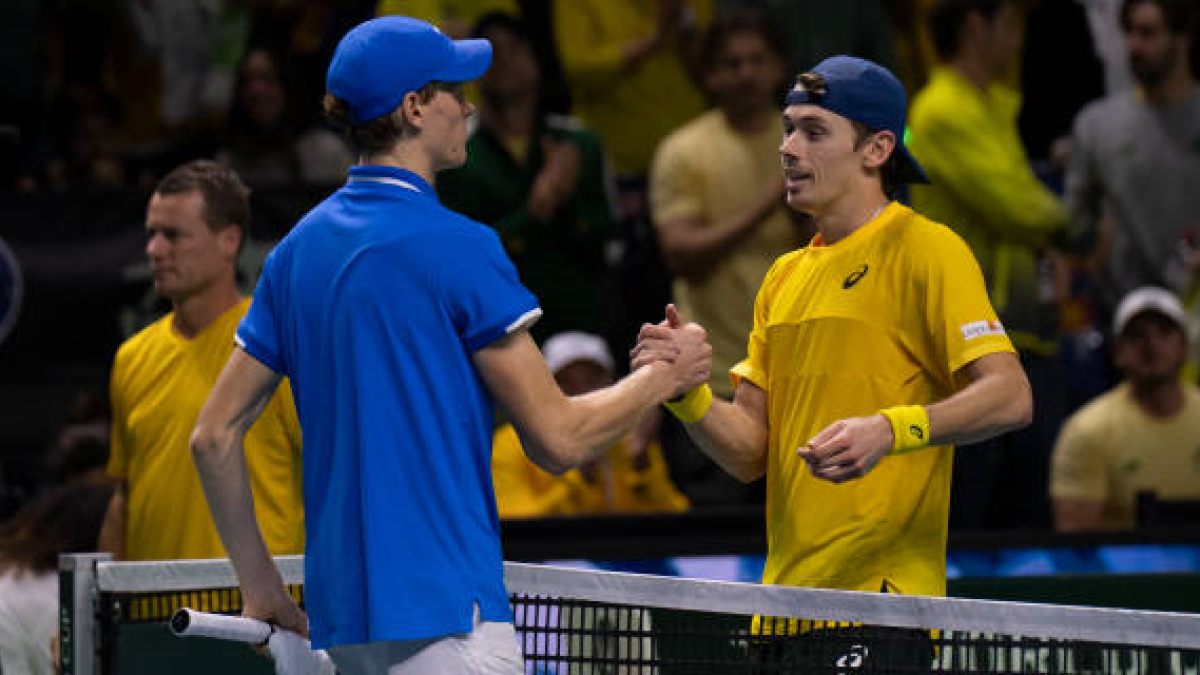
[{"x1": 1, "y1": 0, "x2": 1199, "y2": 535}]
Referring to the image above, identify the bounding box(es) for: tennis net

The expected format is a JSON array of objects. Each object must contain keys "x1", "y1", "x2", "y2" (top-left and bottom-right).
[{"x1": 61, "y1": 554, "x2": 1200, "y2": 674}]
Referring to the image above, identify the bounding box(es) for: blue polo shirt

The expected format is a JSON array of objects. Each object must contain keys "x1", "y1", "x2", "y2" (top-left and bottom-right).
[{"x1": 237, "y1": 165, "x2": 541, "y2": 649}]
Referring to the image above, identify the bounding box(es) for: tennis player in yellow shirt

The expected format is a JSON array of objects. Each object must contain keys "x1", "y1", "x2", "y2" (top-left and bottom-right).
[{"x1": 634, "y1": 55, "x2": 1033, "y2": 670}]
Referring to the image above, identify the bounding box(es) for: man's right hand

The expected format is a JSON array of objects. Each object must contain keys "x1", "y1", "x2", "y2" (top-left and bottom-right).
[
  {"x1": 243, "y1": 588, "x2": 310, "y2": 639},
  {"x1": 630, "y1": 304, "x2": 712, "y2": 398}
]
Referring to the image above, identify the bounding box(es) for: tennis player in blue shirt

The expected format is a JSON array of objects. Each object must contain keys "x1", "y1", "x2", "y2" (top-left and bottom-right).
[{"x1": 189, "y1": 16, "x2": 712, "y2": 675}]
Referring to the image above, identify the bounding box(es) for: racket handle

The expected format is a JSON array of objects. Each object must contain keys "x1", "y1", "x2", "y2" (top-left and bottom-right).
[{"x1": 170, "y1": 607, "x2": 273, "y2": 644}]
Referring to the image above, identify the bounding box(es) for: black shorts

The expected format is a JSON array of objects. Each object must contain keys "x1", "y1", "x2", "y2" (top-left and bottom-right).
[{"x1": 749, "y1": 625, "x2": 935, "y2": 674}]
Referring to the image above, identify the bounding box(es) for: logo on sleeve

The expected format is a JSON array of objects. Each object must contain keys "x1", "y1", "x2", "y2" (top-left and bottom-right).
[
  {"x1": 909, "y1": 425, "x2": 924, "y2": 440},
  {"x1": 960, "y1": 320, "x2": 1006, "y2": 340},
  {"x1": 842, "y1": 264, "x2": 869, "y2": 289}
]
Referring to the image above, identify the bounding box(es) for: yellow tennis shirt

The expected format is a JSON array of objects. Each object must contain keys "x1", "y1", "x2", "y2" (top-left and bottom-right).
[
  {"x1": 731, "y1": 202, "x2": 1014, "y2": 596},
  {"x1": 108, "y1": 298, "x2": 304, "y2": 560}
]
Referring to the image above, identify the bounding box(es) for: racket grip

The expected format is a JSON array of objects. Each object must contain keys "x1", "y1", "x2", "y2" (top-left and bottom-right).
[{"x1": 170, "y1": 607, "x2": 273, "y2": 644}]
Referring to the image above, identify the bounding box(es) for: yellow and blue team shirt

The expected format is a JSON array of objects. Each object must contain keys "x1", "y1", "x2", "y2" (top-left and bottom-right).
[{"x1": 731, "y1": 202, "x2": 1014, "y2": 598}]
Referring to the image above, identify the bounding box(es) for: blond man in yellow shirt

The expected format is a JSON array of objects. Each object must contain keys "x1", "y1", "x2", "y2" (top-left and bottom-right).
[
  {"x1": 101, "y1": 161, "x2": 303, "y2": 561},
  {"x1": 635, "y1": 56, "x2": 1032, "y2": 670}
]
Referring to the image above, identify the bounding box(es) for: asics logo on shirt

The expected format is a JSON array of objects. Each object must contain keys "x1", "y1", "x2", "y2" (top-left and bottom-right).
[{"x1": 842, "y1": 264, "x2": 869, "y2": 289}]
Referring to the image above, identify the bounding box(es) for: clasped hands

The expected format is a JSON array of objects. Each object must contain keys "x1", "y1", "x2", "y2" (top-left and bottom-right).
[
  {"x1": 629, "y1": 305, "x2": 894, "y2": 483},
  {"x1": 629, "y1": 304, "x2": 712, "y2": 400}
]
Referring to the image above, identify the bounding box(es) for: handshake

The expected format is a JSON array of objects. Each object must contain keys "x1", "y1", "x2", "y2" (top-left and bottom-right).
[{"x1": 629, "y1": 304, "x2": 714, "y2": 416}]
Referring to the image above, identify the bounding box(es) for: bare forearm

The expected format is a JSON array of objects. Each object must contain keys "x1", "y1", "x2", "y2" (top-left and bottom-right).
[
  {"x1": 686, "y1": 397, "x2": 769, "y2": 482},
  {"x1": 191, "y1": 427, "x2": 281, "y2": 591},
  {"x1": 627, "y1": 317, "x2": 761, "y2": 479},
  {"x1": 1053, "y1": 497, "x2": 1105, "y2": 532},
  {"x1": 523, "y1": 362, "x2": 677, "y2": 473},
  {"x1": 927, "y1": 353, "x2": 1032, "y2": 447},
  {"x1": 190, "y1": 349, "x2": 289, "y2": 603}
]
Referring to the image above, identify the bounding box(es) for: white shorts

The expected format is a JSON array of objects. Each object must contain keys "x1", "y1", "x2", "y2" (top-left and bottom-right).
[{"x1": 327, "y1": 604, "x2": 523, "y2": 675}]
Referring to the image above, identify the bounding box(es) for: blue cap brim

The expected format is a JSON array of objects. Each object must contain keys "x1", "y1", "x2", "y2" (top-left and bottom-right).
[
  {"x1": 435, "y1": 38, "x2": 492, "y2": 83},
  {"x1": 786, "y1": 88, "x2": 930, "y2": 185},
  {"x1": 895, "y1": 144, "x2": 930, "y2": 184}
]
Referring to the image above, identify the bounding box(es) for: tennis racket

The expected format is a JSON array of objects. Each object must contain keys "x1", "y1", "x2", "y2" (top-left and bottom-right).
[{"x1": 170, "y1": 607, "x2": 273, "y2": 643}]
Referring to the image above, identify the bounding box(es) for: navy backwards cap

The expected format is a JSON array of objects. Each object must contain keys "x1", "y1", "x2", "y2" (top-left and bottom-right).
[
  {"x1": 785, "y1": 55, "x2": 930, "y2": 184},
  {"x1": 326, "y1": 16, "x2": 493, "y2": 124}
]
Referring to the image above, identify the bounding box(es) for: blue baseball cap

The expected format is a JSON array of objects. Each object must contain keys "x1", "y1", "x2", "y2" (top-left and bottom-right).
[
  {"x1": 785, "y1": 56, "x2": 930, "y2": 184},
  {"x1": 326, "y1": 16, "x2": 493, "y2": 124}
]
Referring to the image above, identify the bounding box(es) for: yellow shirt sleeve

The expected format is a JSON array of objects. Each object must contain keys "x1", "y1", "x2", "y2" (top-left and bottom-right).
[
  {"x1": 917, "y1": 224, "x2": 1016, "y2": 374},
  {"x1": 730, "y1": 253, "x2": 791, "y2": 392}
]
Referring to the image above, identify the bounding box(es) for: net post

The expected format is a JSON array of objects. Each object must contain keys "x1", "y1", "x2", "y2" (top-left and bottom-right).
[{"x1": 59, "y1": 553, "x2": 111, "y2": 675}]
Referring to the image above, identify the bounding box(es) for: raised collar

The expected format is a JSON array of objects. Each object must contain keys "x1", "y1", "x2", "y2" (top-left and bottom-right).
[{"x1": 347, "y1": 165, "x2": 436, "y2": 197}]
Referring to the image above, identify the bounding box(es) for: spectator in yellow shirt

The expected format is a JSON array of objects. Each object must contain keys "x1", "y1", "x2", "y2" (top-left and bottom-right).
[
  {"x1": 1051, "y1": 287, "x2": 1200, "y2": 530},
  {"x1": 907, "y1": 0, "x2": 1071, "y2": 530},
  {"x1": 492, "y1": 332, "x2": 690, "y2": 518}
]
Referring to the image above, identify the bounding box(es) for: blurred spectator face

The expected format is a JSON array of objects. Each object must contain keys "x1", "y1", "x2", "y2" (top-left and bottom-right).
[
  {"x1": 554, "y1": 360, "x2": 614, "y2": 397},
  {"x1": 64, "y1": 111, "x2": 125, "y2": 188},
  {"x1": 979, "y1": 1, "x2": 1025, "y2": 80},
  {"x1": 1116, "y1": 312, "x2": 1189, "y2": 386},
  {"x1": 780, "y1": 104, "x2": 865, "y2": 215},
  {"x1": 705, "y1": 29, "x2": 786, "y2": 118},
  {"x1": 144, "y1": 190, "x2": 239, "y2": 303},
  {"x1": 241, "y1": 49, "x2": 287, "y2": 128},
  {"x1": 1124, "y1": 1, "x2": 1185, "y2": 88},
  {"x1": 478, "y1": 24, "x2": 539, "y2": 101}
]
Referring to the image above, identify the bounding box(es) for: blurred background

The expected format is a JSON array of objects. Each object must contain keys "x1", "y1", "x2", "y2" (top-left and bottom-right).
[{"x1": 1, "y1": 0, "x2": 1199, "y2": 606}]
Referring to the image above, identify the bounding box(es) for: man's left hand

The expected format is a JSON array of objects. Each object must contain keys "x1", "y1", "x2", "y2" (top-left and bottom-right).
[{"x1": 799, "y1": 414, "x2": 893, "y2": 483}]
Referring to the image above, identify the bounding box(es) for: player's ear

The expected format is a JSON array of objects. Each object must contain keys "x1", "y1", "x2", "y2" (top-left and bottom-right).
[
  {"x1": 397, "y1": 91, "x2": 427, "y2": 131},
  {"x1": 861, "y1": 130, "x2": 896, "y2": 171},
  {"x1": 217, "y1": 224, "x2": 242, "y2": 260}
]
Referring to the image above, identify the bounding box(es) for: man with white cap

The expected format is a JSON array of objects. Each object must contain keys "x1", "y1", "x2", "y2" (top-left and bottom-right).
[
  {"x1": 492, "y1": 331, "x2": 689, "y2": 517},
  {"x1": 1052, "y1": 286, "x2": 1200, "y2": 531},
  {"x1": 188, "y1": 16, "x2": 711, "y2": 674}
]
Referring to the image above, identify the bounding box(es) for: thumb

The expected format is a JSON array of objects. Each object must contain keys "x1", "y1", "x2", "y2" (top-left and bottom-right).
[{"x1": 665, "y1": 303, "x2": 682, "y2": 329}]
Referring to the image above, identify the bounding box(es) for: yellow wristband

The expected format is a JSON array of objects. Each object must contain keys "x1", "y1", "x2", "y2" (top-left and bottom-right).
[
  {"x1": 663, "y1": 384, "x2": 713, "y2": 424},
  {"x1": 879, "y1": 405, "x2": 930, "y2": 455}
]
